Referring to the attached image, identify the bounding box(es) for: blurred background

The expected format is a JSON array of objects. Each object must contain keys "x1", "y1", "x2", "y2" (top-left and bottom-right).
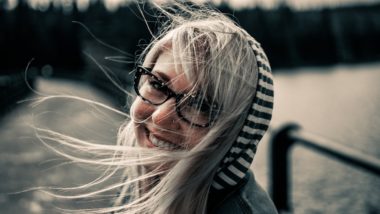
[{"x1": 0, "y1": 0, "x2": 380, "y2": 213}]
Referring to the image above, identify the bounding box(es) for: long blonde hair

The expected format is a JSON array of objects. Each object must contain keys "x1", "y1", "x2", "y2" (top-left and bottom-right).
[{"x1": 36, "y1": 2, "x2": 263, "y2": 214}]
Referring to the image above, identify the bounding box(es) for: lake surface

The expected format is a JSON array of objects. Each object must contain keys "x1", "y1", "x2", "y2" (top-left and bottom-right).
[
  {"x1": 0, "y1": 63, "x2": 379, "y2": 213},
  {"x1": 267, "y1": 62, "x2": 380, "y2": 213}
]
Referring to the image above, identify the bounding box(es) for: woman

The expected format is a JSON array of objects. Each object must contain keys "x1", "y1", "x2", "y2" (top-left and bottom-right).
[
  {"x1": 107, "y1": 3, "x2": 277, "y2": 213},
  {"x1": 39, "y1": 3, "x2": 276, "y2": 214}
]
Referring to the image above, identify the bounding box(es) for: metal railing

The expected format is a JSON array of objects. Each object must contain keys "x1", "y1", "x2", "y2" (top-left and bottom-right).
[{"x1": 270, "y1": 123, "x2": 380, "y2": 212}]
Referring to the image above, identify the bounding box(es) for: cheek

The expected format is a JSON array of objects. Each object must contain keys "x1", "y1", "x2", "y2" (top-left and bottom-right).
[
  {"x1": 131, "y1": 98, "x2": 153, "y2": 121},
  {"x1": 185, "y1": 128, "x2": 209, "y2": 147}
]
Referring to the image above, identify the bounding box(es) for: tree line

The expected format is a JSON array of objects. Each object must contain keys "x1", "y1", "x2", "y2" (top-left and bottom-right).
[{"x1": 1, "y1": 1, "x2": 380, "y2": 74}]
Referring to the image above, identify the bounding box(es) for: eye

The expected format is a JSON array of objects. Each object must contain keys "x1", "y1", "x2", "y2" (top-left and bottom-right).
[
  {"x1": 188, "y1": 99, "x2": 211, "y2": 113},
  {"x1": 178, "y1": 95, "x2": 219, "y2": 126},
  {"x1": 148, "y1": 79, "x2": 164, "y2": 90},
  {"x1": 183, "y1": 95, "x2": 215, "y2": 115}
]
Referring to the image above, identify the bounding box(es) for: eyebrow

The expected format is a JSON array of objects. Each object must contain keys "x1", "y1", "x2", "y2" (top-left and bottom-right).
[
  {"x1": 152, "y1": 69, "x2": 193, "y2": 94},
  {"x1": 152, "y1": 70, "x2": 171, "y2": 82}
]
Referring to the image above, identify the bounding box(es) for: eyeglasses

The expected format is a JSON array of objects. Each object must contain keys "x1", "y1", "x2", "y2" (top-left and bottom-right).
[{"x1": 134, "y1": 66, "x2": 219, "y2": 128}]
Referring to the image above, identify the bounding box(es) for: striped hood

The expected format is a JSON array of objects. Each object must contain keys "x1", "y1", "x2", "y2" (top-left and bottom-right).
[{"x1": 212, "y1": 38, "x2": 274, "y2": 190}]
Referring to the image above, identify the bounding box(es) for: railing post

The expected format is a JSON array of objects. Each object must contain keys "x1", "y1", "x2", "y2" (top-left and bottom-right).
[{"x1": 270, "y1": 123, "x2": 299, "y2": 212}]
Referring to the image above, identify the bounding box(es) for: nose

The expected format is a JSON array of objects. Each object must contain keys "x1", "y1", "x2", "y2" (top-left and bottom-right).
[{"x1": 151, "y1": 98, "x2": 180, "y2": 130}]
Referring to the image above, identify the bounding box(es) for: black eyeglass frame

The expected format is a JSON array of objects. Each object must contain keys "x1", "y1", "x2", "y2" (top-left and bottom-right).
[{"x1": 134, "y1": 66, "x2": 218, "y2": 128}]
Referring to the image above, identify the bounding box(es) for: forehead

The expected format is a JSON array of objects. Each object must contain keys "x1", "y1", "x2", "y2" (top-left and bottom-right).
[{"x1": 152, "y1": 51, "x2": 194, "y2": 93}]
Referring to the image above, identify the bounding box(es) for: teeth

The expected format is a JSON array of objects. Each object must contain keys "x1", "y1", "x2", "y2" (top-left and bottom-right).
[{"x1": 149, "y1": 134, "x2": 180, "y2": 150}]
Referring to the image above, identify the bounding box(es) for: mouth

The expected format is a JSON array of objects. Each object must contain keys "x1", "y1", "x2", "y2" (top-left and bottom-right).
[{"x1": 144, "y1": 128, "x2": 183, "y2": 151}]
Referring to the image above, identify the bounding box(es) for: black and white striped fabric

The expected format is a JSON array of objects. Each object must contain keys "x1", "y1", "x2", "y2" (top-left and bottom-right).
[{"x1": 212, "y1": 38, "x2": 274, "y2": 190}]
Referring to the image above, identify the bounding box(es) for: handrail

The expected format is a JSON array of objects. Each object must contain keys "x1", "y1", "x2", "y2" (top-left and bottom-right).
[{"x1": 270, "y1": 123, "x2": 380, "y2": 212}]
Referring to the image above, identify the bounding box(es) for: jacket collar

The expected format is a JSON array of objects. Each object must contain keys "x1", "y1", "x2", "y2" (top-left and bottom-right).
[{"x1": 207, "y1": 172, "x2": 249, "y2": 213}]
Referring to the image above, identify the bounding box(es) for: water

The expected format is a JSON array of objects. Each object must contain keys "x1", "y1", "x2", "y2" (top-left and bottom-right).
[
  {"x1": 0, "y1": 63, "x2": 379, "y2": 213},
  {"x1": 268, "y1": 62, "x2": 380, "y2": 213},
  {"x1": 0, "y1": 79, "x2": 125, "y2": 213}
]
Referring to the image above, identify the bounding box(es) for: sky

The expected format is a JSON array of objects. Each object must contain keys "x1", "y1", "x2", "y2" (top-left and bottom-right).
[{"x1": 6, "y1": 0, "x2": 380, "y2": 12}]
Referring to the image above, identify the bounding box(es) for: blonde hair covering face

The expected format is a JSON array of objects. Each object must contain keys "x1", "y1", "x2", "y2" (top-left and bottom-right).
[{"x1": 137, "y1": 2, "x2": 274, "y2": 193}]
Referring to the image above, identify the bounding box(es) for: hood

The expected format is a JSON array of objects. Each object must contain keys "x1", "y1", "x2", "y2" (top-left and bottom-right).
[{"x1": 212, "y1": 38, "x2": 274, "y2": 190}]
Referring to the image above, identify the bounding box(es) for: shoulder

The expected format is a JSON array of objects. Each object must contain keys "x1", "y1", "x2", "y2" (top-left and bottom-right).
[{"x1": 212, "y1": 171, "x2": 278, "y2": 214}]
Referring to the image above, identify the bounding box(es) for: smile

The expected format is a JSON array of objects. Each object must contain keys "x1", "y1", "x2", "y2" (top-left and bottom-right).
[{"x1": 146, "y1": 129, "x2": 183, "y2": 150}]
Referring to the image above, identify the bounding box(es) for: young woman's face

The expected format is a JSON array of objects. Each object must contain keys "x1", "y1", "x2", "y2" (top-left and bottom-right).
[{"x1": 131, "y1": 51, "x2": 209, "y2": 151}]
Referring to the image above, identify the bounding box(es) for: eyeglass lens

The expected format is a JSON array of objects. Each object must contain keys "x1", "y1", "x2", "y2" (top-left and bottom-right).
[{"x1": 136, "y1": 69, "x2": 214, "y2": 127}]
